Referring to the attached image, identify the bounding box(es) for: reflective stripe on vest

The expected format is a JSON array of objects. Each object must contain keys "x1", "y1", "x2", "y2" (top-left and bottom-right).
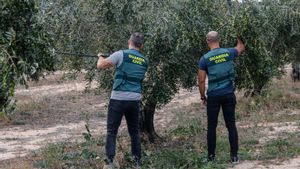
[
  {"x1": 204, "y1": 48, "x2": 235, "y2": 92},
  {"x1": 112, "y1": 49, "x2": 148, "y2": 93}
]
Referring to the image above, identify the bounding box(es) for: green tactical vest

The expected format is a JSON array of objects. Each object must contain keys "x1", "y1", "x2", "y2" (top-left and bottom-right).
[
  {"x1": 203, "y1": 48, "x2": 235, "y2": 92},
  {"x1": 112, "y1": 49, "x2": 148, "y2": 93}
]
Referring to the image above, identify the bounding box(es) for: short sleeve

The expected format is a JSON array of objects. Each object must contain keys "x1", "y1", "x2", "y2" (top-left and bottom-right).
[
  {"x1": 227, "y1": 48, "x2": 238, "y2": 59},
  {"x1": 199, "y1": 57, "x2": 207, "y2": 72},
  {"x1": 107, "y1": 50, "x2": 123, "y2": 67}
]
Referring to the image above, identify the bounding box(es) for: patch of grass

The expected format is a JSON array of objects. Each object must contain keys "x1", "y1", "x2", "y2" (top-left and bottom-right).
[
  {"x1": 141, "y1": 122, "x2": 252, "y2": 168},
  {"x1": 3, "y1": 137, "x2": 18, "y2": 141},
  {"x1": 169, "y1": 118, "x2": 204, "y2": 137},
  {"x1": 38, "y1": 123, "x2": 105, "y2": 169},
  {"x1": 38, "y1": 142, "x2": 104, "y2": 169},
  {"x1": 19, "y1": 111, "x2": 31, "y2": 116},
  {"x1": 142, "y1": 148, "x2": 226, "y2": 169},
  {"x1": 241, "y1": 138, "x2": 259, "y2": 146},
  {"x1": 237, "y1": 88, "x2": 300, "y2": 123},
  {"x1": 60, "y1": 71, "x2": 79, "y2": 81},
  {"x1": 213, "y1": 136, "x2": 253, "y2": 163},
  {"x1": 11, "y1": 120, "x2": 26, "y2": 125},
  {"x1": 98, "y1": 111, "x2": 106, "y2": 118},
  {"x1": 17, "y1": 101, "x2": 47, "y2": 113},
  {"x1": 297, "y1": 120, "x2": 300, "y2": 126},
  {"x1": 260, "y1": 136, "x2": 300, "y2": 160},
  {"x1": 292, "y1": 87, "x2": 300, "y2": 94},
  {"x1": 40, "y1": 143, "x2": 65, "y2": 169}
]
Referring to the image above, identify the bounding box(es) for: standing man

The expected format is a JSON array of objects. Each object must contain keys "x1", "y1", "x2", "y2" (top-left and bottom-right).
[
  {"x1": 198, "y1": 31, "x2": 245, "y2": 164},
  {"x1": 97, "y1": 32, "x2": 148, "y2": 168}
]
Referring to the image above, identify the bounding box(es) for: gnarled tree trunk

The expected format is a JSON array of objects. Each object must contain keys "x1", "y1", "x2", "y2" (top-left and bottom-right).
[{"x1": 139, "y1": 101, "x2": 161, "y2": 143}]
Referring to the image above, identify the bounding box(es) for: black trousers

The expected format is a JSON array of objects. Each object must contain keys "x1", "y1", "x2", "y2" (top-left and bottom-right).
[
  {"x1": 207, "y1": 93, "x2": 239, "y2": 156},
  {"x1": 105, "y1": 99, "x2": 141, "y2": 160}
]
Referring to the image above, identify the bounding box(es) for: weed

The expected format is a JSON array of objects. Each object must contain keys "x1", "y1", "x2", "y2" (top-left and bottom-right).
[
  {"x1": 98, "y1": 111, "x2": 106, "y2": 117},
  {"x1": 20, "y1": 111, "x2": 31, "y2": 116},
  {"x1": 169, "y1": 119, "x2": 204, "y2": 137},
  {"x1": 40, "y1": 143, "x2": 65, "y2": 169},
  {"x1": 260, "y1": 137, "x2": 300, "y2": 160},
  {"x1": 38, "y1": 121, "x2": 105, "y2": 169},
  {"x1": 17, "y1": 101, "x2": 46, "y2": 113},
  {"x1": 11, "y1": 120, "x2": 26, "y2": 125},
  {"x1": 237, "y1": 86, "x2": 300, "y2": 123},
  {"x1": 81, "y1": 124, "x2": 98, "y2": 159},
  {"x1": 143, "y1": 148, "x2": 226, "y2": 169}
]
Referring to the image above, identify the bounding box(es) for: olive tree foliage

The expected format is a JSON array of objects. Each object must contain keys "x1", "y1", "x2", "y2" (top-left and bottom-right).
[
  {"x1": 0, "y1": 0, "x2": 54, "y2": 117},
  {"x1": 40, "y1": 0, "x2": 299, "y2": 141},
  {"x1": 37, "y1": 0, "x2": 104, "y2": 71},
  {"x1": 221, "y1": 0, "x2": 300, "y2": 96},
  {"x1": 38, "y1": 0, "x2": 300, "y2": 141}
]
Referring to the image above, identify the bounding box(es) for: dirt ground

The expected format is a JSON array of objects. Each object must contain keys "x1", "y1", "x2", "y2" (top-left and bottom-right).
[
  {"x1": 233, "y1": 157, "x2": 300, "y2": 169},
  {"x1": 0, "y1": 72, "x2": 188, "y2": 167},
  {"x1": 0, "y1": 71, "x2": 299, "y2": 169}
]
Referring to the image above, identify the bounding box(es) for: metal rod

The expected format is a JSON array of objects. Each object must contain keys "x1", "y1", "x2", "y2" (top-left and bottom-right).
[{"x1": 54, "y1": 51, "x2": 107, "y2": 58}]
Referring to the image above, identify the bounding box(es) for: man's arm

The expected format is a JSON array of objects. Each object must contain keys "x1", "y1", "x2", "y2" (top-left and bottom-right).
[
  {"x1": 235, "y1": 38, "x2": 245, "y2": 56},
  {"x1": 96, "y1": 53, "x2": 114, "y2": 69},
  {"x1": 198, "y1": 69, "x2": 207, "y2": 103}
]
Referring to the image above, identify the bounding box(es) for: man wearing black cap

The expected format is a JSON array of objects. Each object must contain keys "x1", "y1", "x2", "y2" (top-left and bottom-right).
[{"x1": 97, "y1": 32, "x2": 148, "y2": 169}]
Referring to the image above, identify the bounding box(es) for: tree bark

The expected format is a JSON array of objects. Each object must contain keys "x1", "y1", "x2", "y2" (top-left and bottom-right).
[{"x1": 139, "y1": 101, "x2": 161, "y2": 143}]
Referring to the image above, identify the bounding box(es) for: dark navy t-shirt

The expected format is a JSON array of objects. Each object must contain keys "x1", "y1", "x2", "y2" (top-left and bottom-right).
[{"x1": 199, "y1": 48, "x2": 238, "y2": 96}]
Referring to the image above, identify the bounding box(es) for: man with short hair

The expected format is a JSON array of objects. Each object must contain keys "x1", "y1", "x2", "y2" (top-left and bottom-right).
[
  {"x1": 198, "y1": 31, "x2": 245, "y2": 164},
  {"x1": 97, "y1": 32, "x2": 148, "y2": 168}
]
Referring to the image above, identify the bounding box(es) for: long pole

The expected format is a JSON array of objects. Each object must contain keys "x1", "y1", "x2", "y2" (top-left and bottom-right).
[{"x1": 54, "y1": 51, "x2": 106, "y2": 58}]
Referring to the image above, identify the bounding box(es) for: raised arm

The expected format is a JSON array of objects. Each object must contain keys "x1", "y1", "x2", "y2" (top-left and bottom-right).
[
  {"x1": 235, "y1": 38, "x2": 245, "y2": 56},
  {"x1": 97, "y1": 53, "x2": 114, "y2": 69}
]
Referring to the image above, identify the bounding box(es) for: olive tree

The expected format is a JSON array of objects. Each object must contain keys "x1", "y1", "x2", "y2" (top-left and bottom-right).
[
  {"x1": 223, "y1": 0, "x2": 300, "y2": 95},
  {"x1": 0, "y1": 0, "x2": 54, "y2": 118}
]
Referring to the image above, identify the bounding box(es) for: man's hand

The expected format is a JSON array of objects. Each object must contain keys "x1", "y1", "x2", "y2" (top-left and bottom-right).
[
  {"x1": 98, "y1": 53, "x2": 106, "y2": 58},
  {"x1": 201, "y1": 96, "x2": 207, "y2": 105},
  {"x1": 235, "y1": 37, "x2": 245, "y2": 56},
  {"x1": 97, "y1": 52, "x2": 113, "y2": 69}
]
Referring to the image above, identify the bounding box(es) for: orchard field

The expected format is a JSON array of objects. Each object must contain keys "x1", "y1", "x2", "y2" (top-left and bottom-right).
[
  {"x1": 0, "y1": 0, "x2": 300, "y2": 169},
  {"x1": 0, "y1": 69, "x2": 299, "y2": 169}
]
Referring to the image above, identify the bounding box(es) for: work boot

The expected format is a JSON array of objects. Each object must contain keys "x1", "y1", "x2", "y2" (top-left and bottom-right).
[
  {"x1": 231, "y1": 156, "x2": 239, "y2": 164},
  {"x1": 133, "y1": 156, "x2": 141, "y2": 169},
  {"x1": 103, "y1": 159, "x2": 115, "y2": 169},
  {"x1": 207, "y1": 154, "x2": 216, "y2": 162}
]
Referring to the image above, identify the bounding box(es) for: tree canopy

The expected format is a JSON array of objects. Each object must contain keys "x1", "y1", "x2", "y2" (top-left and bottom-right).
[
  {"x1": 0, "y1": 0, "x2": 299, "y2": 140},
  {"x1": 0, "y1": 0, "x2": 54, "y2": 117}
]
